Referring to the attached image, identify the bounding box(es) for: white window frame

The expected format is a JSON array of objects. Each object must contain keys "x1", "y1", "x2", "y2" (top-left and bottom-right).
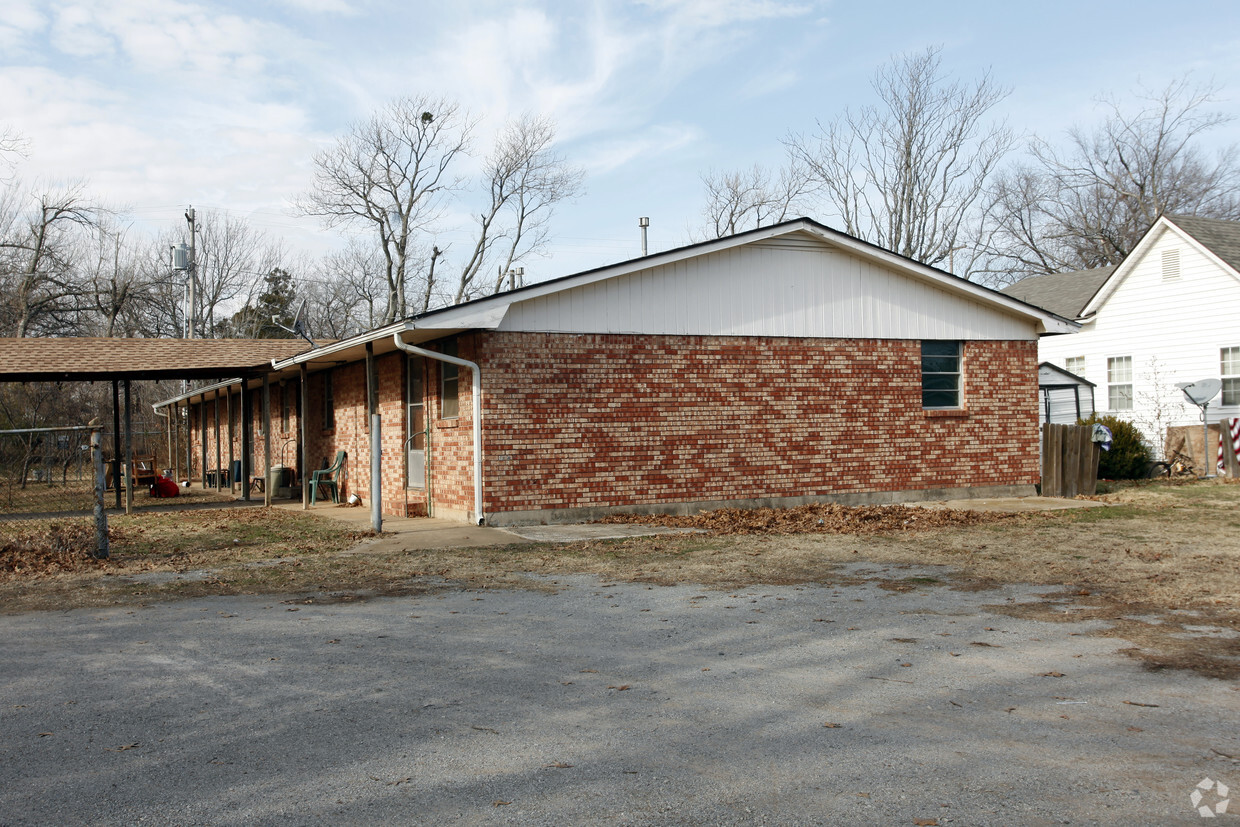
[
  {"x1": 1222, "y1": 346, "x2": 1240, "y2": 406},
  {"x1": 1065, "y1": 356, "x2": 1085, "y2": 378},
  {"x1": 1107, "y1": 356, "x2": 1132, "y2": 412}
]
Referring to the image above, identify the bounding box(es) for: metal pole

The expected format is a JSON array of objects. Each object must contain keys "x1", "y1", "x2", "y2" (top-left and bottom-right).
[
  {"x1": 300, "y1": 364, "x2": 309, "y2": 510},
  {"x1": 263, "y1": 375, "x2": 272, "y2": 507},
  {"x1": 123, "y1": 380, "x2": 133, "y2": 515},
  {"x1": 1203, "y1": 405, "x2": 1213, "y2": 479},
  {"x1": 91, "y1": 428, "x2": 108, "y2": 559},
  {"x1": 164, "y1": 404, "x2": 173, "y2": 480},
  {"x1": 186, "y1": 206, "x2": 196, "y2": 340},
  {"x1": 199, "y1": 398, "x2": 207, "y2": 489},
  {"x1": 111, "y1": 381, "x2": 121, "y2": 509},
  {"x1": 214, "y1": 393, "x2": 222, "y2": 492},
  {"x1": 240, "y1": 381, "x2": 252, "y2": 502},
  {"x1": 365, "y1": 342, "x2": 379, "y2": 521},
  {"x1": 226, "y1": 390, "x2": 234, "y2": 493},
  {"x1": 371, "y1": 413, "x2": 382, "y2": 533}
]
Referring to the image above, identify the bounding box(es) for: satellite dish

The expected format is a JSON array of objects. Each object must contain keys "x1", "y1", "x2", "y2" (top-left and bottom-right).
[
  {"x1": 1176, "y1": 378, "x2": 1222, "y2": 479},
  {"x1": 1179, "y1": 378, "x2": 1221, "y2": 407}
]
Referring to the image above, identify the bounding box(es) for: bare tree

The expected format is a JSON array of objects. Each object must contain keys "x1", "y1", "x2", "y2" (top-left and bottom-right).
[
  {"x1": 192, "y1": 210, "x2": 282, "y2": 337},
  {"x1": 0, "y1": 126, "x2": 28, "y2": 182},
  {"x1": 84, "y1": 219, "x2": 147, "y2": 337},
  {"x1": 785, "y1": 46, "x2": 1014, "y2": 268},
  {"x1": 454, "y1": 115, "x2": 584, "y2": 302},
  {"x1": 299, "y1": 96, "x2": 472, "y2": 323},
  {"x1": 0, "y1": 182, "x2": 97, "y2": 337},
  {"x1": 978, "y1": 78, "x2": 1240, "y2": 282},
  {"x1": 302, "y1": 240, "x2": 395, "y2": 337},
  {"x1": 699, "y1": 161, "x2": 815, "y2": 238}
]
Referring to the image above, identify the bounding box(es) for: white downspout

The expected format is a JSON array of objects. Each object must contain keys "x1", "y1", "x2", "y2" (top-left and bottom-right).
[{"x1": 392, "y1": 333, "x2": 485, "y2": 525}]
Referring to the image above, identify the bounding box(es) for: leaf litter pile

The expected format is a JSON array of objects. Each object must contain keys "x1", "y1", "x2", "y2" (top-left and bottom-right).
[
  {"x1": 599, "y1": 502, "x2": 1023, "y2": 535},
  {"x1": 1, "y1": 523, "x2": 115, "y2": 582}
]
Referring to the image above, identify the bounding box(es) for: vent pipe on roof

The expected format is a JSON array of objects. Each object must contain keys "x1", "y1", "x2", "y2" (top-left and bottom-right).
[{"x1": 639, "y1": 216, "x2": 649, "y2": 256}]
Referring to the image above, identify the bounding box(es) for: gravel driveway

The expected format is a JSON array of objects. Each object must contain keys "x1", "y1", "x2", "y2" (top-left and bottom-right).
[{"x1": 2, "y1": 565, "x2": 1237, "y2": 825}]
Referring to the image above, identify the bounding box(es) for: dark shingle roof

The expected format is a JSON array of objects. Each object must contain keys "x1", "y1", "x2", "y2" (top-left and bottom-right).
[
  {"x1": 0, "y1": 338, "x2": 315, "y2": 382},
  {"x1": 999, "y1": 267, "x2": 1114, "y2": 319},
  {"x1": 1166, "y1": 215, "x2": 1240, "y2": 273}
]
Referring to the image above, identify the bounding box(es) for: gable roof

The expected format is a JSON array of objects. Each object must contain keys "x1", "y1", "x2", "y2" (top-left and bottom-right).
[
  {"x1": 1080, "y1": 214, "x2": 1240, "y2": 316},
  {"x1": 0, "y1": 338, "x2": 314, "y2": 383},
  {"x1": 268, "y1": 217, "x2": 1077, "y2": 372},
  {"x1": 1163, "y1": 215, "x2": 1240, "y2": 272},
  {"x1": 1000, "y1": 267, "x2": 1114, "y2": 319}
]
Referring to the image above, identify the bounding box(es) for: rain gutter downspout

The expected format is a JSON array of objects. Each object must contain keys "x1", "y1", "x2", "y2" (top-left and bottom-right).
[{"x1": 392, "y1": 333, "x2": 485, "y2": 526}]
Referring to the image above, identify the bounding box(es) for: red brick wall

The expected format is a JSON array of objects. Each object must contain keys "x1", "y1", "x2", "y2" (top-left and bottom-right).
[
  {"x1": 187, "y1": 332, "x2": 1038, "y2": 523},
  {"x1": 474, "y1": 332, "x2": 1038, "y2": 519}
]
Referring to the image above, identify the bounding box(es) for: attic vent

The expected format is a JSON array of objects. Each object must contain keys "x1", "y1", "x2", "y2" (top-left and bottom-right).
[{"x1": 1162, "y1": 248, "x2": 1181, "y2": 281}]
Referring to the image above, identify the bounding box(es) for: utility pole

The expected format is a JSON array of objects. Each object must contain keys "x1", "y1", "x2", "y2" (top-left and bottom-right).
[{"x1": 186, "y1": 206, "x2": 197, "y2": 339}]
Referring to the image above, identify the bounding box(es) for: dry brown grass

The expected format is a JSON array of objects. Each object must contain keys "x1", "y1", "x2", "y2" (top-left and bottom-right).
[{"x1": 2, "y1": 479, "x2": 1238, "y2": 678}]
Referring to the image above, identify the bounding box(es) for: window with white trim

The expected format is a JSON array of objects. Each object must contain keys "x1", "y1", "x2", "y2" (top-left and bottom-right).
[
  {"x1": 921, "y1": 341, "x2": 962, "y2": 409},
  {"x1": 1223, "y1": 347, "x2": 1240, "y2": 406},
  {"x1": 1065, "y1": 356, "x2": 1085, "y2": 377},
  {"x1": 1107, "y1": 356, "x2": 1132, "y2": 411}
]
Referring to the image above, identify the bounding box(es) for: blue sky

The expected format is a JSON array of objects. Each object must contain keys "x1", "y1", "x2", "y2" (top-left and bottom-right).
[{"x1": 4, "y1": 0, "x2": 1240, "y2": 281}]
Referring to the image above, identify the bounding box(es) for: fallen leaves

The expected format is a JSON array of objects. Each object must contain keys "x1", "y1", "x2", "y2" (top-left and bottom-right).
[
  {"x1": 0, "y1": 524, "x2": 114, "y2": 582},
  {"x1": 599, "y1": 502, "x2": 1023, "y2": 536}
]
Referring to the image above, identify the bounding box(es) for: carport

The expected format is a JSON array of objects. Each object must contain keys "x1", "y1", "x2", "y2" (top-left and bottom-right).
[{"x1": 0, "y1": 337, "x2": 312, "y2": 514}]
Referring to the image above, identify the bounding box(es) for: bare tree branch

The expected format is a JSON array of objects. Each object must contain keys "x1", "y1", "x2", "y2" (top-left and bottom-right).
[
  {"x1": 785, "y1": 45, "x2": 1014, "y2": 268},
  {"x1": 977, "y1": 77, "x2": 1240, "y2": 283}
]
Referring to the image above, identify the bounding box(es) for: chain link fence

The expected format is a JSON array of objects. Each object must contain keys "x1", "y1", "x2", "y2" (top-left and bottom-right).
[{"x1": 1, "y1": 425, "x2": 109, "y2": 559}]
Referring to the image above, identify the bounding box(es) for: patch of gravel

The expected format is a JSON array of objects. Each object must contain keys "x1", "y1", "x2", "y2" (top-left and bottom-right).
[{"x1": 0, "y1": 572, "x2": 1236, "y2": 825}]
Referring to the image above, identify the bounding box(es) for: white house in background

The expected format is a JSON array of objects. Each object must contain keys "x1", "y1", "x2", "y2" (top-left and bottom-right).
[{"x1": 1002, "y1": 214, "x2": 1240, "y2": 451}]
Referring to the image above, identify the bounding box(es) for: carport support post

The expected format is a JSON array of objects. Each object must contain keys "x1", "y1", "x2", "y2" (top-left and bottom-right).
[
  {"x1": 123, "y1": 379, "x2": 133, "y2": 516},
  {"x1": 199, "y1": 399, "x2": 207, "y2": 489},
  {"x1": 91, "y1": 428, "x2": 108, "y2": 559},
  {"x1": 226, "y1": 390, "x2": 234, "y2": 493},
  {"x1": 111, "y1": 380, "x2": 121, "y2": 509},
  {"x1": 262, "y1": 375, "x2": 272, "y2": 507},
  {"x1": 300, "y1": 364, "x2": 309, "y2": 510},
  {"x1": 240, "y1": 381, "x2": 252, "y2": 503},
  {"x1": 171, "y1": 401, "x2": 180, "y2": 482},
  {"x1": 213, "y1": 393, "x2": 222, "y2": 492}
]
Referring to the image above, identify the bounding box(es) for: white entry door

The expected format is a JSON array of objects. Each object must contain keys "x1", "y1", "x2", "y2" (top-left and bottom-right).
[{"x1": 407, "y1": 357, "x2": 426, "y2": 488}]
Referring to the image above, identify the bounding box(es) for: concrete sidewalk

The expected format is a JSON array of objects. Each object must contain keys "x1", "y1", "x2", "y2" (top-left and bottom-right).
[{"x1": 273, "y1": 495, "x2": 1104, "y2": 551}]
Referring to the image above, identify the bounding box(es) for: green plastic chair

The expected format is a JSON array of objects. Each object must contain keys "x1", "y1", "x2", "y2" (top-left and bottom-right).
[{"x1": 310, "y1": 451, "x2": 346, "y2": 505}]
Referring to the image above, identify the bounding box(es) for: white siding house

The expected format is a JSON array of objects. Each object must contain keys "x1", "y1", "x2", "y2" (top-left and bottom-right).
[{"x1": 1003, "y1": 215, "x2": 1240, "y2": 450}]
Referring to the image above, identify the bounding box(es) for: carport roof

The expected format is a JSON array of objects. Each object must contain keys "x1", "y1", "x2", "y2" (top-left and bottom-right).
[{"x1": 0, "y1": 337, "x2": 315, "y2": 382}]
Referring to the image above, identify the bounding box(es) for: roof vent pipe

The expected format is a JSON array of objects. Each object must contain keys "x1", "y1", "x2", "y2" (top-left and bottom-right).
[
  {"x1": 639, "y1": 216, "x2": 649, "y2": 256},
  {"x1": 392, "y1": 333, "x2": 485, "y2": 525}
]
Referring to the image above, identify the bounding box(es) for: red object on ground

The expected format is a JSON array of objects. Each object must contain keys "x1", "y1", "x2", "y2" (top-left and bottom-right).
[{"x1": 150, "y1": 475, "x2": 180, "y2": 498}]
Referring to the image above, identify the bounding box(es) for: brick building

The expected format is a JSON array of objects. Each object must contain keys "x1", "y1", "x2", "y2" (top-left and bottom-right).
[{"x1": 166, "y1": 219, "x2": 1073, "y2": 525}]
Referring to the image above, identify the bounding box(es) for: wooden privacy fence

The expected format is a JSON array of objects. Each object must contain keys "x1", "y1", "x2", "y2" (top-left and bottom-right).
[{"x1": 1041, "y1": 423, "x2": 1098, "y2": 498}]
